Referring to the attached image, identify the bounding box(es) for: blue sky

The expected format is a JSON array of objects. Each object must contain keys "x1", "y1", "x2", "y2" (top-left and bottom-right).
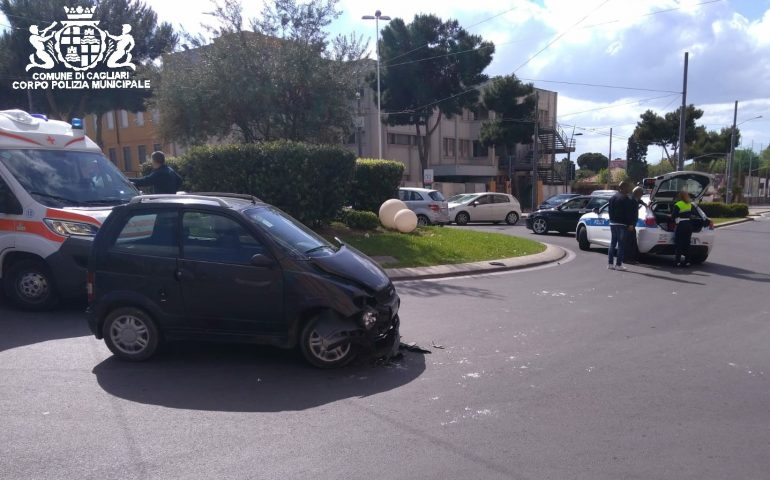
[{"x1": 4, "y1": 0, "x2": 769, "y2": 161}]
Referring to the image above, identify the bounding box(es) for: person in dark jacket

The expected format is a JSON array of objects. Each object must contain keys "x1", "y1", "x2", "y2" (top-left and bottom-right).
[
  {"x1": 607, "y1": 181, "x2": 637, "y2": 271},
  {"x1": 672, "y1": 190, "x2": 694, "y2": 267},
  {"x1": 130, "y1": 151, "x2": 182, "y2": 194},
  {"x1": 625, "y1": 186, "x2": 647, "y2": 263}
]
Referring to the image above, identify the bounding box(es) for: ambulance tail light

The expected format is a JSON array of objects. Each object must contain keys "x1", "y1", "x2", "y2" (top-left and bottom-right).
[
  {"x1": 86, "y1": 271, "x2": 95, "y2": 303},
  {"x1": 43, "y1": 218, "x2": 99, "y2": 237}
]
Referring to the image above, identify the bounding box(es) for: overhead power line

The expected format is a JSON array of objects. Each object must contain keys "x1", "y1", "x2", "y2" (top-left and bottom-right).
[{"x1": 558, "y1": 93, "x2": 680, "y2": 118}]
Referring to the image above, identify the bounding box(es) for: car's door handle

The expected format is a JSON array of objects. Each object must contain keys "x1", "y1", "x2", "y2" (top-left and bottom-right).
[{"x1": 175, "y1": 269, "x2": 192, "y2": 281}]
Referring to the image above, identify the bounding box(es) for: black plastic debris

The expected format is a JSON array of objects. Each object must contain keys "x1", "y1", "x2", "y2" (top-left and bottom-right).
[{"x1": 399, "y1": 342, "x2": 432, "y2": 354}]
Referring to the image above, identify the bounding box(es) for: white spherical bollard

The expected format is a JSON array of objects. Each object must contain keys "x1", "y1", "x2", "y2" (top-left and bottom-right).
[
  {"x1": 394, "y1": 208, "x2": 418, "y2": 233},
  {"x1": 379, "y1": 199, "x2": 407, "y2": 229}
]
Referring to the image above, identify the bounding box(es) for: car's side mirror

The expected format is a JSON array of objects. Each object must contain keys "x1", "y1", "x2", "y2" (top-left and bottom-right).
[
  {"x1": 471, "y1": 201, "x2": 478, "y2": 207},
  {"x1": 250, "y1": 253, "x2": 276, "y2": 268},
  {"x1": 592, "y1": 207, "x2": 600, "y2": 214}
]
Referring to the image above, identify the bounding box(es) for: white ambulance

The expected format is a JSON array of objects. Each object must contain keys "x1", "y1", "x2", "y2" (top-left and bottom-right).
[{"x1": 0, "y1": 109, "x2": 139, "y2": 309}]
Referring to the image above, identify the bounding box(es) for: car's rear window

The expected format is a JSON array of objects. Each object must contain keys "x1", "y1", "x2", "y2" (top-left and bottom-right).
[{"x1": 428, "y1": 191, "x2": 445, "y2": 201}]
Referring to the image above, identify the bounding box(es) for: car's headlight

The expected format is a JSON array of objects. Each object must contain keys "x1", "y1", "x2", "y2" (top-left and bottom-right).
[
  {"x1": 44, "y1": 219, "x2": 99, "y2": 237},
  {"x1": 361, "y1": 308, "x2": 378, "y2": 330}
]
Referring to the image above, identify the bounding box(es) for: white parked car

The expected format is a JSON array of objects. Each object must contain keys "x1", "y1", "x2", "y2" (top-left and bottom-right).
[
  {"x1": 397, "y1": 187, "x2": 450, "y2": 226},
  {"x1": 448, "y1": 193, "x2": 522, "y2": 226},
  {"x1": 576, "y1": 171, "x2": 715, "y2": 263}
]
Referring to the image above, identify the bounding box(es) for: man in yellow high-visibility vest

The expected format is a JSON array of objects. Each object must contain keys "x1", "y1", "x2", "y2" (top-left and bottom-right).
[{"x1": 672, "y1": 191, "x2": 694, "y2": 267}]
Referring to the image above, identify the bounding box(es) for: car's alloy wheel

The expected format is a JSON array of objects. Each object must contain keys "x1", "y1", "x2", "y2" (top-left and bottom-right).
[
  {"x1": 3, "y1": 259, "x2": 58, "y2": 311},
  {"x1": 417, "y1": 214, "x2": 430, "y2": 227},
  {"x1": 532, "y1": 217, "x2": 548, "y2": 234},
  {"x1": 506, "y1": 212, "x2": 519, "y2": 225},
  {"x1": 577, "y1": 226, "x2": 591, "y2": 251},
  {"x1": 103, "y1": 308, "x2": 160, "y2": 361},
  {"x1": 300, "y1": 315, "x2": 356, "y2": 368},
  {"x1": 455, "y1": 212, "x2": 470, "y2": 226}
]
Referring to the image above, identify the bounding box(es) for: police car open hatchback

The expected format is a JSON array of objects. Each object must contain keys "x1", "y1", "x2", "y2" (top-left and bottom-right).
[{"x1": 576, "y1": 172, "x2": 715, "y2": 263}]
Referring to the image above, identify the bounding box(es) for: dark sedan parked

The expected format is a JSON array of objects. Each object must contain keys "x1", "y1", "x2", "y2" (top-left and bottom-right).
[
  {"x1": 526, "y1": 195, "x2": 609, "y2": 234},
  {"x1": 537, "y1": 193, "x2": 580, "y2": 210}
]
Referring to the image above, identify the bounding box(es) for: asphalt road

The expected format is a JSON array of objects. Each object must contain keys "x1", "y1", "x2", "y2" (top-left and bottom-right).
[{"x1": 2, "y1": 215, "x2": 769, "y2": 480}]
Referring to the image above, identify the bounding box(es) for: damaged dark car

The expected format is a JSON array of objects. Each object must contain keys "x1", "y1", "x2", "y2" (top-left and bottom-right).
[{"x1": 86, "y1": 193, "x2": 400, "y2": 368}]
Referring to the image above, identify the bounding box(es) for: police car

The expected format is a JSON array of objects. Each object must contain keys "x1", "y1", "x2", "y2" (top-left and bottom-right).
[
  {"x1": 0, "y1": 109, "x2": 138, "y2": 309},
  {"x1": 576, "y1": 171, "x2": 715, "y2": 263}
]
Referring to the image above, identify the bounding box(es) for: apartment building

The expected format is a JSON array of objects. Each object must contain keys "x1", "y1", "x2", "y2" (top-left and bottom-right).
[{"x1": 83, "y1": 110, "x2": 183, "y2": 177}]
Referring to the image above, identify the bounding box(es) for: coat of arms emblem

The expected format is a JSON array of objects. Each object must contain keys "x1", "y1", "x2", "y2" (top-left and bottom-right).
[{"x1": 25, "y1": 6, "x2": 136, "y2": 72}]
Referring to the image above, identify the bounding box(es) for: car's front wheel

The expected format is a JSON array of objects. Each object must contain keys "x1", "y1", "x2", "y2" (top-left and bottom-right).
[
  {"x1": 455, "y1": 212, "x2": 470, "y2": 226},
  {"x1": 3, "y1": 259, "x2": 59, "y2": 311},
  {"x1": 103, "y1": 308, "x2": 160, "y2": 362},
  {"x1": 505, "y1": 212, "x2": 520, "y2": 225},
  {"x1": 577, "y1": 226, "x2": 591, "y2": 251},
  {"x1": 531, "y1": 217, "x2": 549, "y2": 234},
  {"x1": 300, "y1": 315, "x2": 357, "y2": 369},
  {"x1": 416, "y1": 214, "x2": 430, "y2": 227}
]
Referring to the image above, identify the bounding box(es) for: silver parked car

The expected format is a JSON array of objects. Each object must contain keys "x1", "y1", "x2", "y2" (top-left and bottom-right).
[
  {"x1": 448, "y1": 192, "x2": 522, "y2": 226},
  {"x1": 398, "y1": 187, "x2": 450, "y2": 226}
]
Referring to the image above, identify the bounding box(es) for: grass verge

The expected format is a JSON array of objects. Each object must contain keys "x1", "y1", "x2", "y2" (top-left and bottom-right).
[
  {"x1": 711, "y1": 217, "x2": 746, "y2": 225},
  {"x1": 322, "y1": 225, "x2": 545, "y2": 268}
]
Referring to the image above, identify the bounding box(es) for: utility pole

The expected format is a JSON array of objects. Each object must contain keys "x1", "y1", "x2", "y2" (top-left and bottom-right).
[
  {"x1": 607, "y1": 127, "x2": 612, "y2": 189},
  {"x1": 531, "y1": 91, "x2": 539, "y2": 210},
  {"x1": 678, "y1": 52, "x2": 689, "y2": 171},
  {"x1": 362, "y1": 10, "x2": 391, "y2": 160},
  {"x1": 747, "y1": 140, "x2": 754, "y2": 197},
  {"x1": 726, "y1": 100, "x2": 738, "y2": 204}
]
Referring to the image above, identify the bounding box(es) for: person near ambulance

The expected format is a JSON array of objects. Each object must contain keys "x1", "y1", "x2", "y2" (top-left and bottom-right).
[
  {"x1": 130, "y1": 151, "x2": 181, "y2": 194},
  {"x1": 606, "y1": 181, "x2": 637, "y2": 271},
  {"x1": 672, "y1": 191, "x2": 694, "y2": 268}
]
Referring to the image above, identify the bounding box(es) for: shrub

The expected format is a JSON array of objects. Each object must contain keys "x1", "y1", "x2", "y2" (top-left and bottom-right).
[
  {"x1": 341, "y1": 209, "x2": 380, "y2": 230},
  {"x1": 350, "y1": 159, "x2": 405, "y2": 213},
  {"x1": 158, "y1": 142, "x2": 355, "y2": 224},
  {"x1": 699, "y1": 202, "x2": 748, "y2": 218}
]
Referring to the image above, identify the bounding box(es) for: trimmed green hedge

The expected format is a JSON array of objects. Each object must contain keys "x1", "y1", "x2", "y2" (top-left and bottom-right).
[
  {"x1": 699, "y1": 202, "x2": 749, "y2": 218},
  {"x1": 350, "y1": 159, "x2": 405, "y2": 213},
  {"x1": 142, "y1": 142, "x2": 355, "y2": 224},
  {"x1": 341, "y1": 209, "x2": 380, "y2": 230}
]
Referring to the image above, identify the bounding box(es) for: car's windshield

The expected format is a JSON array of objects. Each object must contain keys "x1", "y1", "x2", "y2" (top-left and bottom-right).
[
  {"x1": 0, "y1": 149, "x2": 138, "y2": 207},
  {"x1": 447, "y1": 194, "x2": 470, "y2": 203},
  {"x1": 245, "y1": 206, "x2": 337, "y2": 256}
]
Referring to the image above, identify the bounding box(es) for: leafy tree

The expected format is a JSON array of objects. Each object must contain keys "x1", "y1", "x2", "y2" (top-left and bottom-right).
[
  {"x1": 626, "y1": 135, "x2": 648, "y2": 182},
  {"x1": 153, "y1": 0, "x2": 366, "y2": 145},
  {"x1": 479, "y1": 74, "x2": 535, "y2": 162},
  {"x1": 576, "y1": 152, "x2": 608, "y2": 173},
  {"x1": 631, "y1": 105, "x2": 703, "y2": 168},
  {"x1": 597, "y1": 168, "x2": 611, "y2": 185},
  {"x1": 554, "y1": 157, "x2": 574, "y2": 181},
  {"x1": 376, "y1": 14, "x2": 494, "y2": 175},
  {"x1": 648, "y1": 159, "x2": 675, "y2": 177},
  {"x1": 0, "y1": 0, "x2": 176, "y2": 144}
]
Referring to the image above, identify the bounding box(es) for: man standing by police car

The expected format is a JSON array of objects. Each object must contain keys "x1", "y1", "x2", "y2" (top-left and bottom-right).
[
  {"x1": 607, "y1": 181, "x2": 637, "y2": 271},
  {"x1": 130, "y1": 151, "x2": 182, "y2": 194}
]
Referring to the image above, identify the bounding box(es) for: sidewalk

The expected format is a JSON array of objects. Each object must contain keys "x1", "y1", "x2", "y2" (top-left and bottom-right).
[{"x1": 385, "y1": 243, "x2": 566, "y2": 281}]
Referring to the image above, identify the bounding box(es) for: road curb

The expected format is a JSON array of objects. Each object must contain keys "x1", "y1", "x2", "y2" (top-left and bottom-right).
[
  {"x1": 385, "y1": 243, "x2": 566, "y2": 281},
  {"x1": 714, "y1": 217, "x2": 754, "y2": 228}
]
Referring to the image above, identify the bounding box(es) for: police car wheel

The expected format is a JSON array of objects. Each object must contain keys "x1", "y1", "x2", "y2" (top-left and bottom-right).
[
  {"x1": 577, "y1": 226, "x2": 591, "y2": 251},
  {"x1": 3, "y1": 259, "x2": 59, "y2": 311}
]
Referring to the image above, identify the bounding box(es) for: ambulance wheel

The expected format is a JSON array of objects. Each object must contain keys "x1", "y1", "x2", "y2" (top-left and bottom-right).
[
  {"x1": 3, "y1": 259, "x2": 59, "y2": 311},
  {"x1": 577, "y1": 226, "x2": 591, "y2": 251}
]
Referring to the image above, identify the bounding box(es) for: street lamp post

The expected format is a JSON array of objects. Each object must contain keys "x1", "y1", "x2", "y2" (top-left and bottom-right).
[
  {"x1": 726, "y1": 109, "x2": 762, "y2": 203},
  {"x1": 565, "y1": 130, "x2": 582, "y2": 193},
  {"x1": 362, "y1": 10, "x2": 391, "y2": 160}
]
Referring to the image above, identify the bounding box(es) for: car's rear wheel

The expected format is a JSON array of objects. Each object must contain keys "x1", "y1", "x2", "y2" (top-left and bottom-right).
[
  {"x1": 577, "y1": 226, "x2": 591, "y2": 251},
  {"x1": 416, "y1": 214, "x2": 430, "y2": 227},
  {"x1": 300, "y1": 315, "x2": 356, "y2": 369},
  {"x1": 689, "y1": 253, "x2": 708, "y2": 264},
  {"x1": 455, "y1": 212, "x2": 470, "y2": 226},
  {"x1": 505, "y1": 212, "x2": 520, "y2": 225},
  {"x1": 531, "y1": 217, "x2": 548, "y2": 234},
  {"x1": 3, "y1": 259, "x2": 59, "y2": 311},
  {"x1": 103, "y1": 308, "x2": 160, "y2": 361}
]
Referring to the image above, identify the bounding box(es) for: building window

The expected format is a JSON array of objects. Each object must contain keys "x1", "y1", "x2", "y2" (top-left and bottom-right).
[
  {"x1": 138, "y1": 145, "x2": 148, "y2": 164},
  {"x1": 152, "y1": 143, "x2": 162, "y2": 153},
  {"x1": 135, "y1": 111, "x2": 144, "y2": 126},
  {"x1": 458, "y1": 139, "x2": 471, "y2": 158},
  {"x1": 443, "y1": 138, "x2": 456, "y2": 157},
  {"x1": 108, "y1": 148, "x2": 117, "y2": 164},
  {"x1": 119, "y1": 110, "x2": 129, "y2": 128},
  {"x1": 473, "y1": 140, "x2": 486, "y2": 158},
  {"x1": 473, "y1": 108, "x2": 489, "y2": 121},
  {"x1": 106, "y1": 112, "x2": 114, "y2": 130},
  {"x1": 388, "y1": 133, "x2": 412, "y2": 145},
  {"x1": 123, "y1": 146, "x2": 132, "y2": 172}
]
